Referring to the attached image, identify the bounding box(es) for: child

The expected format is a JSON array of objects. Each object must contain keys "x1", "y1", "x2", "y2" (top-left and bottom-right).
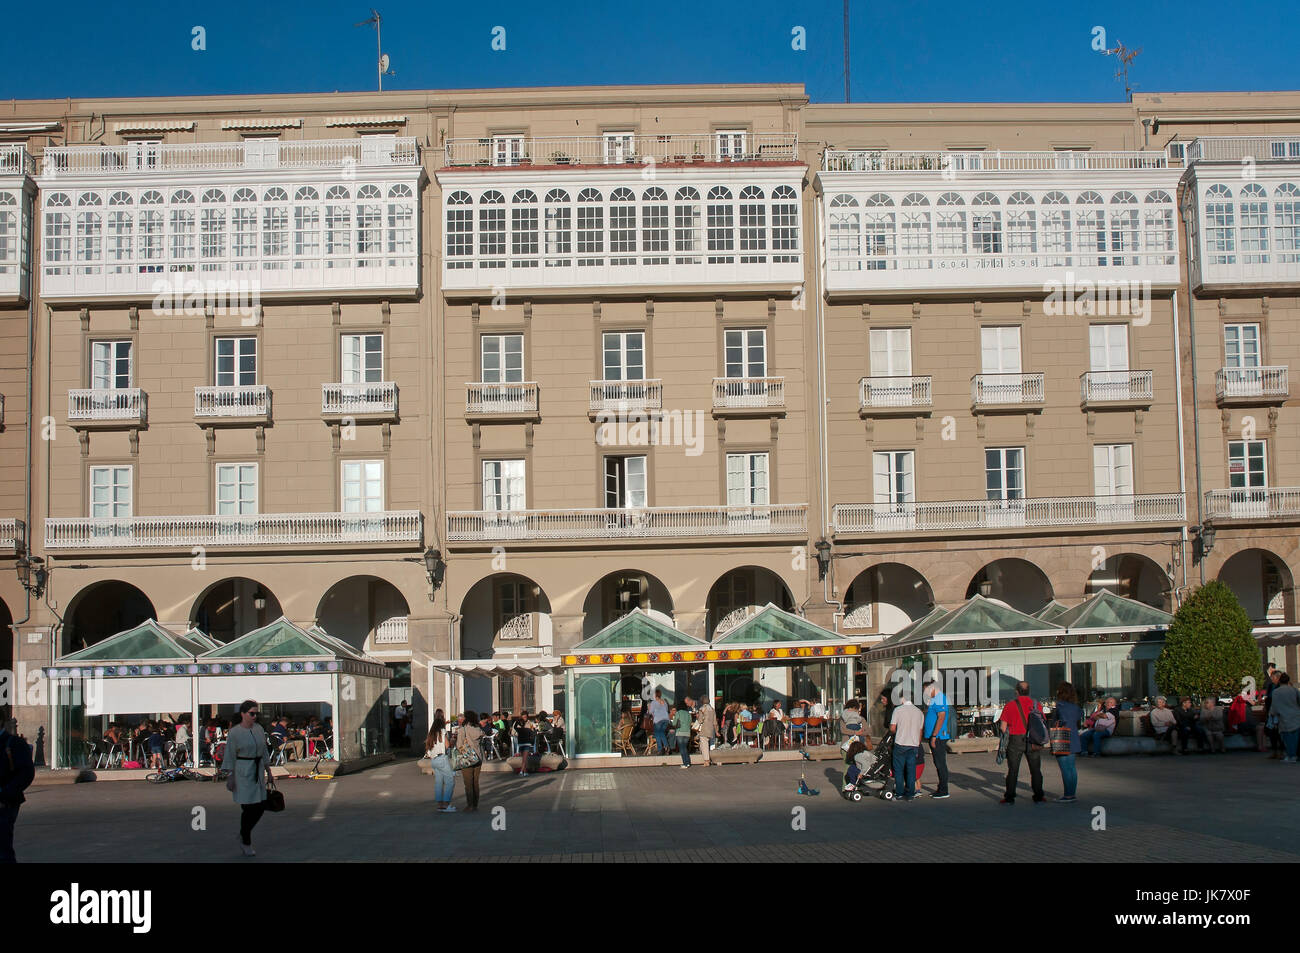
[{"x1": 842, "y1": 737, "x2": 876, "y2": 791}]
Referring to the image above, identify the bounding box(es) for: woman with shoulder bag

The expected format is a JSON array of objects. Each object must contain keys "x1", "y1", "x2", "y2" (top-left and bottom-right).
[
  {"x1": 457, "y1": 709, "x2": 484, "y2": 813},
  {"x1": 1051, "y1": 682, "x2": 1083, "y2": 803},
  {"x1": 222, "y1": 699, "x2": 275, "y2": 857},
  {"x1": 426, "y1": 718, "x2": 456, "y2": 813}
]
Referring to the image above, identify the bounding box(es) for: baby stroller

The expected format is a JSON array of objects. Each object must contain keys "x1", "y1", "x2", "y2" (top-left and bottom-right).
[{"x1": 841, "y1": 734, "x2": 924, "y2": 802}]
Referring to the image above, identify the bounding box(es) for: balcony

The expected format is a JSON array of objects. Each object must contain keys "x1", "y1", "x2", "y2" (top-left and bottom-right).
[
  {"x1": 44, "y1": 510, "x2": 423, "y2": 550},
  {"x1": 1215, "y1": 366, "x2": 1289, "y2": 405},
  {"x1": 444, "y1": 133, "x2": 799, "y2": 168},
  {"x1": 1186, "y1": 137, "x2": 1300, "y2": 164},
  {"x1": 0, "y1": 145, "x2": 34, "y2": 301},
  {"x1": 971, "y1": 373, "x2": 1044, "y2": 409},
  {"x1": 0, "y1": 518, "x2": 25, "y2": 554},
  {"x1": 373, "y1": 616, "x2": 409, "y2": 645},
  {"x1": 42, "y1": 138, "x2": 420, "y2": 177},
  {"x1": 68, "y1": 388, "x2": 147, "y2": 426},
  {"x1": 321, "y1": 382, "x2": 398, "y2": 419},
  {"x1": 713, "y1": 377, "x2": 785, "y2": 415},
  {"x1": 589, "y1": 380, "x2": 663, "y2": 415},
  {"x1": 0, "y1": 144, "x2": 36, "y2": 177},
  {"x1": 195, "y1": 384, "x2": 271, "y2": 421},
  {"x1": 465, "y1": 381, "x2": 540, "y2": 419},
  {"x1": 831, "y1": 494, "x2": 1185, "y2": 535},
  {"x1": 1080, "y1": 370, "x2": 1154, "y2": 408},
  {"x1": 1204, "y1": 488, "x2": 1300, "y2": 520},
  {"x1": 859, "y1": 375, "x2": 933, "y2": 414},
  {"x1": 446, "y1": 504, "x2": 809, "y2": 542}
]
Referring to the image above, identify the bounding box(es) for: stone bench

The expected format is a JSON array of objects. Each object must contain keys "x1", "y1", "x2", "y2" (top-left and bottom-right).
[{"x1": 1090, "y1": 733, "x2": 1255, "y2": 755}]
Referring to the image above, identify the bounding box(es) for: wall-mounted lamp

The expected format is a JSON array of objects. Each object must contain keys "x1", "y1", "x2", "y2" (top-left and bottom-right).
[
  {"x1": 814, "y1": 539, "x2": 832, "y2": 582},
  {"x1": 423, "y1": 547, "x2": 446, "y2": 597},
  {"x1": 1199, "y1": 522, "x2": 1216, "y2": 558},
  {"x1": 252, "y1": 587, "x2": 267, "y2": 612},
  {"x1": 978, "y1": 580, "x2": 993, "y2": 598},
  {"x1": 16, "y1": 552, "x2": 47, "y2": 599}
]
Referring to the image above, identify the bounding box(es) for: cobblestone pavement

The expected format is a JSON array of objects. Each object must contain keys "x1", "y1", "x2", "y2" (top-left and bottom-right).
[{"x1": 15, "y1": 751, "x2": 1300, "y2": 863}]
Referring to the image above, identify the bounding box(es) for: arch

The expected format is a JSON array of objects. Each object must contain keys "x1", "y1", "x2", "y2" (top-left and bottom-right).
[
  {"x1": 458, "y1": 573, "x2": 555, "y2": 715},
  {"x1": 580, "y1": 569, "x2": 676, "y2": 639},
  {"x1": 704, "y1": 566, "x2": 794, "y2": 638},
  {"x1": 315, "y1": 575, "x2": 411, "y2": 652},
  {"x1": 1085, "y1": 553, "x2": 1170, "y2": 610},
  {"x1": 843, "y1": 562, "x2": 935, "y2": 635},
  {"x1": 965, "y1": 558, "x2": 1053, "y2": 615},
  {"x1": 63, "y1": 580, "x2": 157, "y2": 655},
  {"x1": 189, "y1": 577, "x2": 284, "y2": 644},
  {"x1": 1218, "y1": 548, "x2": 1294, "y2": 625}
]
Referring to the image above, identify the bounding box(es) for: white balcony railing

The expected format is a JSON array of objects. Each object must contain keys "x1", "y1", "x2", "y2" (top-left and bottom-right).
[
  {"x1": 1186, "y1": 137, "x2": 1300, "y2": 163},
  {"x1": 823, "y1": 149, "x2": 1176, "y2": 173},
  {"x1": 42, "y1": 137, "x2": 420, "y2": 176},
  {"x1": 465, "y1": 382, "x2": 539, "y2": 415},
  {"x1": 1080, "y1": 370, "x2": 1154, "y2": 403},
  {"x1": 68, "y1": 388, "x2": 147, "y2": 423},
  {"x1": 713, "y1": 377, "x2": 785, "y2": 409},
  {"x1": 589, "y1": 380, "x2": 663, "y2": 414},
  {"x1": 971, "y1": 373, "x2": 1045, "y2": 406},
  {"x1": 45, "y1": 511, "x2": 422, "y2": 550},
  {"x1": 0, "y1": 144, "x2": 35, "y2": 176},
  {"x1": 832, "y1": 494, "x2": 1185, "y2": 534},
  {"x1": 1204, "y1": 488, "x2": 1300, "y2": 520},
  {"x1": 373, "y1": 616, "x2": 409, "y2": 645},
  {"x1": 322, "y1": 382, "x2": 397, "y2": 416},
  {"x1": 444, "y1": 133, "x2": 798, "y2": 168},
  {"x1": 859, "y1": 375, "x2": 933, "y2": 409},
  {"x1": 447, "y1": 504, "x2": 808, "y2": 541},
  {"x1": 195, "y1": 384, "x2": 271, "y2": 418},
  {"x1": 0, "y1": 518, "x2": 25, "y2": 553},
  {"x1": 1215, "y1": 367, "x2": 1289, "y2": 401},
  {"x1": 497, "y1": 613, "x2": 534, "y2": 642}
]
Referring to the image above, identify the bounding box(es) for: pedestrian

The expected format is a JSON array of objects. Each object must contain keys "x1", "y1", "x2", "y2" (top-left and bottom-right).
[
  {"x1": 222, "y1": 700, "x2": 274, "y2": 857},
  {"x1": 0, "y1": 717, "x2": 35, "y2": 863},
  {"x1": 1264, "y1": 669, "x2": 1284, "y2": 758},
  {"x1": 1200, "y1": 698, "x2": 1226, "y2": 753},
  {"x1": 1051, "y1": 683, "x2": 1083, "y2": 803},
  {"x1": 998, "y1": 681, "x2": 1045, "y2": 805},
  {"x1": 1271, "y1": 673, "x2": 1300, "y2": 763},
  {"x1": 695, "y1": 696, "x2": 717, "y2": 765},
  {"x1": 889, "y1": 694, "x2": 924, "y2": 801},
  {"x1": 648, "y1": 688, "x2": 671, "y2": 756},
  {"x1": 457, "y1": 710, "x2": 484, "y2": 812},
  {"x1": 676, "y1": 696, "x2": 696, "y2": 769},
  {"x1": 921, "y1": 678, "x2": 951, "y2": 799},
  {"x1": 426, "y1": 718, "x2": 456, "y2": 813}
]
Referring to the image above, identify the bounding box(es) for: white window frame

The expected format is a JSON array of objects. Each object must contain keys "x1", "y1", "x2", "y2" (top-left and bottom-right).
[
  {"x1": 89, "y1": 465, "x2": 132, "y2": 518},
  {"x1": 92, "y1": 339, "x2": 133, "y2": 390},
  {"x1": 726, "y1": 452, "x2": 769, "y2": 506},
  {"x1": 342, "y1": 333, "x2": 384, "y2": 384},
  {"x1": 715, "y1": 130, "x2": 748, "y2": 161},
  {"x1": 872, "y1": 450, "x2": 915, "y2": 506},
  {"x1": 602, "y1": 331, "x2": 645, "y2": 382},
  {"x1": 483, "y1": 459, "x2": 526, "y2": 512},
  {"x1": 985, "y1": 447, "x2": 1025, "y2": 502},
  {"x1": 492, "y1": 135, "x2": 524, "y2": 167},
  {"x1": 215, "y1": 337, "x2": 257, "y2": 388},
  {"x1": 604, "y1": 455, "x2": 648, "y2": 509},
  {"x1": 481, "y1": 333, "x2": 524, "y2": 383},
  {"x1": 724, "y1": 327, "x2": 767, "y2": 378},
  {"x1": 603, "y1": 131, "x2": 634, "y2": 165},
  {"x1": 341, "y1": 459, "x2": 385, "y2": 513},
  {"x1": 215, "y1": 462, "x2": 259, "y2": 516}
]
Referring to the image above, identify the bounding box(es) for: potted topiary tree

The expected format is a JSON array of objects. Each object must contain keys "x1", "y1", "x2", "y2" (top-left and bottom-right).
[{"x1": 1156, "y1": 580, "x2": 1261, "y2": 701}]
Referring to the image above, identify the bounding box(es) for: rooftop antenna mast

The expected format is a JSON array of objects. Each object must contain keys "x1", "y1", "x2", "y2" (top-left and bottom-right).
[
  {"x1": 1104, "y1": 41, "x2": 1141, "y2": 102},
  {"x1": 354, "y1": 9, "x2": 394, "y2": 91}
]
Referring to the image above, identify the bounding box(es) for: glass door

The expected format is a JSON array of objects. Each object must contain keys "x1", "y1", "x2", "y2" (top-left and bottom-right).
[{"x1": 570, "y1": 669, "x2": 618, "y2": 756}]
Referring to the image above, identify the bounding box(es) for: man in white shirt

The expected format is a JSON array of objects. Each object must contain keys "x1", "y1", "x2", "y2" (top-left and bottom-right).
[
  {"x1": 889, "y1": 696, "x2": 925, "y2": 801},
  {"x1": 810, "y1": 700, "x2": 826, "y2": 719}
]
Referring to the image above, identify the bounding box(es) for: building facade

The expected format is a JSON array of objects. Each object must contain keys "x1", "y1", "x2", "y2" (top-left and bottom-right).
[{"x1": 2, "y1": 85, "x2": 1299, "y2": 754}]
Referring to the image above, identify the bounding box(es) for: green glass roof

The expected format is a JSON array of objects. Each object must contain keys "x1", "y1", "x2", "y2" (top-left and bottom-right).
[
  {"x1": 1054, "y1": 589, "x2": 1172, "y2": 630},
  {"x1": 930, "y1": 596, "x2": 1056, "y2": 637},
  {"x1": 714, "y1": 604, "x2": 845, "y2": 644},
  {"x1": 1034, "y1": 601, "x2": 1071, "y2": 624},
  {"x1": 306, "y1": 625, "x2": 369, "y2": 661},
  {"x1": 58, "y1": 620, "x2": 201, "y2": 663},
  {"x1": 201, "y1": 617, "x2": 335, "y2": 659},
  {"x1": 875, "y1": 606, "x2": 952, "y2": 648},
  {"x1": 574, "y1": 609, "x2": 702, "y2": 651}
]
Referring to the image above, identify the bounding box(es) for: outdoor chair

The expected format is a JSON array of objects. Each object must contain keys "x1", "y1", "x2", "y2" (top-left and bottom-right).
[
  {"x1": 614, "y1": 724, "x2": 636, "y2": 756},
  {"x1": 481, "y1": 727, "x2": 502, "y2": 761},
  {"x1": 642, "y1": 735, "x2": 661, "y2": 756},
  {"x1": 805, "y1": 717, "x2": 825, "y2": 746},
  {"x1": 739, "y1": 720, "x2": 760, "y2": 747},
  {"x1": 84, "y1": 740, "x2": 104, "y2": 769},
  {"x1": 789, "y1": 717, "x2": 808, "y2": 746}
]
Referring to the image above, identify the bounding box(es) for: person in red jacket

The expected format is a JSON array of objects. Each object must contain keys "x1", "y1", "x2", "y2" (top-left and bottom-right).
[{"x1": 998, "y1": 682, "x2": 1045, "y2": 805}]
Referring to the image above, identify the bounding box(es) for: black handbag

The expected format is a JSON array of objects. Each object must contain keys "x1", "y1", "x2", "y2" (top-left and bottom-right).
[{"x1": 265, "y1": 780, "x2": 286, "y2": 813}]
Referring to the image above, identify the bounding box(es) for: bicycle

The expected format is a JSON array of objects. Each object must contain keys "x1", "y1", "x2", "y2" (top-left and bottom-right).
[{"x1": 145, "y1": 766, "x2": 213, "y2": 783}]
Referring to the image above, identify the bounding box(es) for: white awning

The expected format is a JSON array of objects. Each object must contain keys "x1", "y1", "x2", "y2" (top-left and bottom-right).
[
  {"x1": 324, "y1": 115, "x2": 407, "y2": 127},
  {"x1": 429, "y1": 657, "x2": 564, "y2": 677},
  {"x1": 0, "y1": 121, "x2": 61, "y2": 134},
  {"x1": 113, "y1": 121, "x2": 196, "y2": 134},
  {"x1": 220, "y1": 118, "x2": 303, "y2": 131}
]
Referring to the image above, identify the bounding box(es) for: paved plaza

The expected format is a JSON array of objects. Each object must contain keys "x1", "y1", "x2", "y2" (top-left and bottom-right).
[{"x1": 14, "y1": 750, "x2": 1299, "y2": 863}]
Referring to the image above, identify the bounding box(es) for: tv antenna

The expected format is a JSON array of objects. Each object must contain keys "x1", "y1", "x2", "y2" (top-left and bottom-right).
[
  {"x1": 355, "y1": 9, "x2": 395, "y2": 91},
  {"x1": 1104, "y1": 42, "x2": 1141, "y2": 102}
]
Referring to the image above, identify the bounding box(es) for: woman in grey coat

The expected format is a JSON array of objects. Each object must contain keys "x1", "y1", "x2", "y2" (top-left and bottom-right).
[
  {"x1": 223, "y1": 700, "x2": 273, "y2": 856},
  {"x1": 1271, "y1": 673, "x2": 1300, "y2": 762}
]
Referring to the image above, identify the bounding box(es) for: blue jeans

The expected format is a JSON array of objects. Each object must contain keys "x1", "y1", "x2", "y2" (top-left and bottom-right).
[
  {"x1": 677, "y1": 735, "x2": 691, "y2": 765},
  {"x1": 431, "y1": 755, "x2": 454, "y2": 802},
  {"x1": 1283, "y1": 729, "x2": 1300, "y2": 759},
  {"x1": 1080, "y1": 727, "x2": 1111, "y2": 755},
  {"x1": 653, "y1": 721, "x2": 670, "y2": 755},
  {"x1": 1057, "y1": 753, "x2": 1078, "y2": 797},
  {"x1": 892, "y1": 744, "x2": 918, "y2": 798}
]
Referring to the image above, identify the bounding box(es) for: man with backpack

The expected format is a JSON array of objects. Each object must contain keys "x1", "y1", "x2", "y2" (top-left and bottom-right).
[
  {"x1": 998, "y1": 681, "x2": 1046, "y2": 805},
  {"x1": 0, "y1": 717, "x2": 36, "y2": 863}
]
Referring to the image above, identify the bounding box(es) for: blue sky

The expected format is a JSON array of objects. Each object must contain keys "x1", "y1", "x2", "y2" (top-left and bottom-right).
[{"x1": 2, "y1": 0, "x2": 1296, "y2": 103}]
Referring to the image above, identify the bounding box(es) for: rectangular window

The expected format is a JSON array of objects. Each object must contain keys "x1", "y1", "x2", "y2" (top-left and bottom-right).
[
  {"x1": 726, "y1": 452, "x2": 769, "y2": 506},
  {"x1": 493, "y1": 136, "x2": 524, "y2": 167},
  {"x1": 216, "y1": 463, "x2": 259, "y2": 515},
  {"x1": 603, "y1": 132, "x2": 634, "y2": 165},
  {"x1": 603, "y1": 331, "x2": 645, "y2": 381},
  {"x1": 641, "y1": 197, "x2": 669, "y2": 263},
  {"x1": 483, "y1": 459, "x2": 526, "y2": 511},
  {"x1": 673, "y1": 193, "x2": 701, "y2": 265},
  {"x1": 1093, "y1": 444, "x2": 1134, "y2": 497},
  {"x1": 715, "y1": 130, "x2": 747, "y2": 161},
  {"x1": 1223, "y1": 323, "x2": 1261, "y2": 369},
  {"x1": 604, "y1": 455, "x2": 647, "y2": 508},
  {"x1": 1228, "y1": 440, "x2": 1267, "y2": 490},
  {"x1": 979, "y1": 326, "x2": 1023, "y2": 402},
  {"x1": 869, "y1": 328, "x2": 912, "y2": 377},
  {"x1": 481, "y1": 334, "x2": 524, "y2": 383},
  {"x1": 342, "y1": 334, "x2": 384, "y2": 384},
  {"x1": 985, "y1": 448, "x2": 1025, "y2": 501},
  {"x1": 706, "y1": 192, "x2": 735, "y2": 263},
  {"x1": 872, "y1": 450, "x2": 915, "y2": 506},
  {"x1": 91, "y1": 340, "x2": 132, "y2": 390},
  {"x1": 215, "y1": 337, "x2": 257, "y2": 387},
  {"x1": 341, "y1": 460, "x2": 384, "y2": 512},
  {"x1": 724, "y1": 328, "x2": 767, "y2": 378},
  {"x1": 90, "y1": 466, "x2": 132, "y2": 518}
]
